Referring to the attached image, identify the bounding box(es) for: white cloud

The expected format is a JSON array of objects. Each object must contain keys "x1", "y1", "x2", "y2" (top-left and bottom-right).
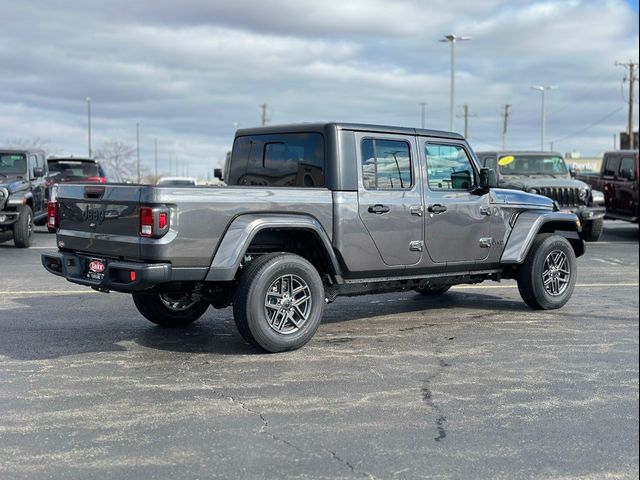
[{"x1": 0, "y1": 0, "x2": 637, "y2": 177}]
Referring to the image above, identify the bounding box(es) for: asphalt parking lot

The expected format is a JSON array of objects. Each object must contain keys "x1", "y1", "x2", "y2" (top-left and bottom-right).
[{"x1": 0, "y1": 222, "x2": 638, "y2": 480}]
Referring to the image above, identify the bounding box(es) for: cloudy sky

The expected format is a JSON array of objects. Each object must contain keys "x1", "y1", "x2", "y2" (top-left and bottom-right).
[{"x1": 1, "y1": 0, "x2": 638, "y2": 178}]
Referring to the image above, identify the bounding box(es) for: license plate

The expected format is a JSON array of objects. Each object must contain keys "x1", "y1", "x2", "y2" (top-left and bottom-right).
[{"x1": 86, "y1": 258, "x2": 106, "y2": 280}]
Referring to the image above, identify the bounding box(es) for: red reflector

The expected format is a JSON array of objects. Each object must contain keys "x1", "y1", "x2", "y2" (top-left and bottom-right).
[
  {"x1": 130, "y1": 271, "x2": 137, "y2": 281},
  {"x1": 139, "y1": 207, "x2": 153, "y2": 237},
  {"x1": 158, "y1": 212, "x2": 168, "y2": 229},
  {"x1": 47, "y1": 202, "x2": 59, "y2": 229}
]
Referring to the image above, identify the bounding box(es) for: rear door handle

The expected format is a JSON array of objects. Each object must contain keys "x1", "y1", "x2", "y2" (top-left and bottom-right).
[
  {"x1": 368, "y1": 204, "x2": 390, "y2": 214},
  {"x1": 427, "y1": 204, "x2": 447, "y2": 214}
]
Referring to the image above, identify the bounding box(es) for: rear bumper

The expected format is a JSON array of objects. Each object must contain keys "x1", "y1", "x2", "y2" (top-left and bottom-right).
[{"x1": 41, "y1": 251, "x2": 172, "y2": 292}]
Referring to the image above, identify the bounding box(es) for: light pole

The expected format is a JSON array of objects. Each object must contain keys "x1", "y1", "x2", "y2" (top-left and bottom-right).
[
  {"x1": 86, "y1": 97, "x2": 92, "y2": 157},
  {"x1": 136, "y1": 122, "x2": 140, "y2": 184},
  {"x1": 440, "y1": 34, "x2": 471, "y2": 132},
  {"x1": 531, "y1": 85, "x2": 556, "y2": 151},
  {"x1": 420, "y1": 103, "x2": 427, "y2": 129}
]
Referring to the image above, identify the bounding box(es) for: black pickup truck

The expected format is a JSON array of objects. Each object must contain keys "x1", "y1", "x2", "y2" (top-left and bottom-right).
[
  {"x1": 43, "y1": 123, "x2": 585, "y2": 352},
  {"x1": 0, "y1": 148, "x2": 49, "y2": 247}
]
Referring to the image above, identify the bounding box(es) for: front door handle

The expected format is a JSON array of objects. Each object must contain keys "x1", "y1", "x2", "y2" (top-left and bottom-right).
[
  {"x1": 480, "y1": 206, "x2": 492, "y2": 216},
  {"x1": 368, "y1": 204, "x2": 390, "y2": 214},
  {"x1": 427, "y1": 204, "x2": 447, "y2": 214}
]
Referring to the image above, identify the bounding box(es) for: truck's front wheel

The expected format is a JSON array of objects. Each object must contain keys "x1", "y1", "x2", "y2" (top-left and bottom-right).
[
  {"x1": 13, "y1": 205, "x2": 34, "y2": 248},
  {"x1": 132, "y1": 293, "x2": 209, "y2": 327},
  {"x1": 580, "y1": 218, "x2": 604, "y2": 242},
  {"x1": 233, "y1": 253, "x2": 325, "y2": 353},
  {"x1": 517, "y1": 234, "x2": 577, "y2": 310}
]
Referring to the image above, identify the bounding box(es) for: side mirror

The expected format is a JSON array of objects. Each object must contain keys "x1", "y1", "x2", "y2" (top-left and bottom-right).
[
  {"x1": 479, "y1": 168, "x2": 498, "y2": 190},
  {"x1": 33, "y1": 167, "x2": 45, "y2": 178},
  {"x1": 214, "y1": 168, "x2": 223, "y2": 181}
]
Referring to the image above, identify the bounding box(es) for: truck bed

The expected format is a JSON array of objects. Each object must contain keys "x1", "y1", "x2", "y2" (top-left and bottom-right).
[{"x1": 55, "y1": 184, "x2": 333, "y2": 273}]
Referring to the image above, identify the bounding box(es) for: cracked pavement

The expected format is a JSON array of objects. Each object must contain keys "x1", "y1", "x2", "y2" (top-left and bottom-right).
[{"x1": 0, "y1": 222, "x2": 638, "y2": 479}]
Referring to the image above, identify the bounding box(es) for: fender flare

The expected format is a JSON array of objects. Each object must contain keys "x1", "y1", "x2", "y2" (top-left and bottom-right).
[
  {"x1": 205, "y1": 214, "x2": 341, "y2": 282},
  {"x1": 501, "y1": 211, "x2": 584, "y2": 264},
  {"x1": 6, "y1": 191, "x2": 33, "y2": 208}
]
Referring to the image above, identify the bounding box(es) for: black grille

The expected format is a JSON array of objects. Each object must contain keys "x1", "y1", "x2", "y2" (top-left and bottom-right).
[{"x1": 537, "y1": 187, "x2": 584, "y2": 207}]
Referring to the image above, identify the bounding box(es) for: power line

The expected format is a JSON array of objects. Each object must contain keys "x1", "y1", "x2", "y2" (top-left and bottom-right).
[
  {"x1": 616, "y1": 60, "x2": 639, "y2": 149},
  {"x1": 550, "y1": 106, "x2": 624, "y2": 144}
]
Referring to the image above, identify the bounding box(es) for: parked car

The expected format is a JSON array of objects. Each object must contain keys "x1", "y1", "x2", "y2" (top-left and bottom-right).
[
  {"x1": 575, "y1": 150, "x2": 639, "y2": 224},
  {"x1": 478, "y1": 151, "x2": 606, "y2": 241},
  {"x1": 0, "y1": 148, "x2": 49, "y2": 247},
  {"x1": 157, "y1": 176, "x2": 197, "y2": 186},
  {"x1": 47, "y1": 157, "x2": 122, "y2": 184},
  {"x1": 43, "y1": 123, "x2": 585, "y2": 352}
]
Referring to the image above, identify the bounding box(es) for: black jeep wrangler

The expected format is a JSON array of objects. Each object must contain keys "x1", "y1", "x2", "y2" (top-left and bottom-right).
[
  {"x1": 479, "y1": 151, "x2": 606, "y2": 241},
  {"x1": 0, "y1": 149, "x2": 49, "y2": 247}
]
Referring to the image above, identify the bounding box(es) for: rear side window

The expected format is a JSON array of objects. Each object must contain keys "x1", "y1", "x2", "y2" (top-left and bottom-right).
[
  {"x1": 360, "y1": 138, "x2": 412, "y2": 189},
  {"x1": 603, "y1": 157, "x2": 619, "y2": 177},
  {"x1": 619, "y1": 157, "x2": 636, "y2": 181},
  {"x1": 228, "y1": 133, "x2": 324, "y2": 187}
]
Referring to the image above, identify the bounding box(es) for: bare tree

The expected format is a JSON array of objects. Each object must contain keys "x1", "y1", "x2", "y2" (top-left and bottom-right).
[
  {"x1": 95, "y1": 139, "x2": 136, "y2": 180},
  {"x1": 4, "y1": 137, "x2": 52, "y2": 151}
]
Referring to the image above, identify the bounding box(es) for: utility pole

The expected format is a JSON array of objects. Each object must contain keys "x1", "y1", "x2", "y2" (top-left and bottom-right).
[
  {"x1": 136, "y1": 122, "x2": 140, "y2": 184},
  {"x1": 456, "y1": 104, "x2": 476, "y2": 138},
  {"x1": 616, "y1": 60, "x2": 638, "y2": 149},
  {"x1": 502, "y1": 104, "x2": 511, "y2": 150},
  {"x1": 420, "y1": 102, "x2": 427, "y2": 129},
  {"x1": 154, "y1": 138, "x2": 158, "y2": 182},
  {"x1": 260, "y1": 104, "x2": 268, "y2": 126}
]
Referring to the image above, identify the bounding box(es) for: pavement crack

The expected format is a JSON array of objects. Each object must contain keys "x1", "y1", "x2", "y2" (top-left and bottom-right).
[
  {"x1": 326, "y1": 449, "x2": 376, "y2": 479},
  {"x1": 228, "y1": 395, "x2": 304, "y2": 453}
]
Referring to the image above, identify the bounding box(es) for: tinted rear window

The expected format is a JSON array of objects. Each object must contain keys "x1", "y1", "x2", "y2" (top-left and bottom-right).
[
  {"x1": 228, "y1": 133, "x2": 324, "y2": 187},
  {"x1": 49, "y1": 161, "x2": 100, "y2": 179}
]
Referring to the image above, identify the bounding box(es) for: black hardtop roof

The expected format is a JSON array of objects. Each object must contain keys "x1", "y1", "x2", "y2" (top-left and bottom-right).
[
  {"x1": 477, "y1": 150, "x2": 564, "y2": 157},
  {"x1": 235, "y1": 122, "x2": 464, "y2": 140},
  {"x1": 603, "y1": 150, "x2": 639, "y2": 155}
]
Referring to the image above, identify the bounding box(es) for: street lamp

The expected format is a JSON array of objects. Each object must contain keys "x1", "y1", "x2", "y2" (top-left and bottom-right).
[
  {"x1": 440, "y1": 34, "x2": 471, "y2": 132},
  {"x1": 531, "y1": 85, "x2": 557, "y2": 151},
  {"x1": 86, "y1": 97, "x2": 92, "y2": 157}
]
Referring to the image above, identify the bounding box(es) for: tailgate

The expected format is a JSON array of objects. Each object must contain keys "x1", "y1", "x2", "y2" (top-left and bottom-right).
[{"x1": 57, "y1": 184, "x2": 142, "y2": 258}]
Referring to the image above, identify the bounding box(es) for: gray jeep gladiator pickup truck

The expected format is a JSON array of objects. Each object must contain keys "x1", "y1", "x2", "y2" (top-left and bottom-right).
[{"x1": 43, "y1": 123, "x2": 585, "y2": 352}]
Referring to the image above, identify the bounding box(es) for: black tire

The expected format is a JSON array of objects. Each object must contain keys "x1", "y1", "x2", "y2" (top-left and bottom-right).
[
  {"x1": 415, "y1": 285, "x2": 451, "y2": 296},
  {"x1": 517, "y1": 234, "x2": 577, "y2": 310},
  {"x1": 12, "y1": 205, "x2": 34, "y2": 248},
  {"x1": 132, "y1": 293, "x2": 209, "y2": 327},
  {"x1": 233, "y1": 253, "x2": 325, "y2": 353},
  {"x1": 580, "y1": 218, "x2": 604, "y2": 242}
]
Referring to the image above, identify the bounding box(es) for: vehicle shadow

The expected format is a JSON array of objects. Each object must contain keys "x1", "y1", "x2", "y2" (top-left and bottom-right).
[
  {"x1": 602, "y1": 221, "x2": 639, "y2": 242},
  {"x1": 0, "y1": 290, "x2": 531, "y2": 360}
]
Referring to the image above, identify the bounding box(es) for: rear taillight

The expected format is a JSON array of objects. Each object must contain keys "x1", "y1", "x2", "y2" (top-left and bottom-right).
[
  {"x1": 139, "y1": 207, "x2": 154, "y2": 237},
  {"x1": 47, "y1": 202, "x2": 58, "y2": 230},
  {"x1": 139, "y1": 207, "x2": 170, "y2": 238},
  {"x1": 87, "y1": 176, "x2": 107, "y2": 183}
]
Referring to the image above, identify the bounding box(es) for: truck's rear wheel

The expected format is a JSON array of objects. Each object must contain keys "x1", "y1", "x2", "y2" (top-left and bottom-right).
[
  {"x1": 580, "y1": 218, "x2": 604, "y2": 242},
  {"x1": 517, "y1": 234, "x2": 577, "y2": 310},
  {"x1": 233, "y1": 253, "x2": 325, "y2": 353},
  {"x1": 132, "y1": 293, "x2": 209, "y2": 327},
  {"x1": 12, "y1": 205, "x2": 34, "y2": 248}
]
